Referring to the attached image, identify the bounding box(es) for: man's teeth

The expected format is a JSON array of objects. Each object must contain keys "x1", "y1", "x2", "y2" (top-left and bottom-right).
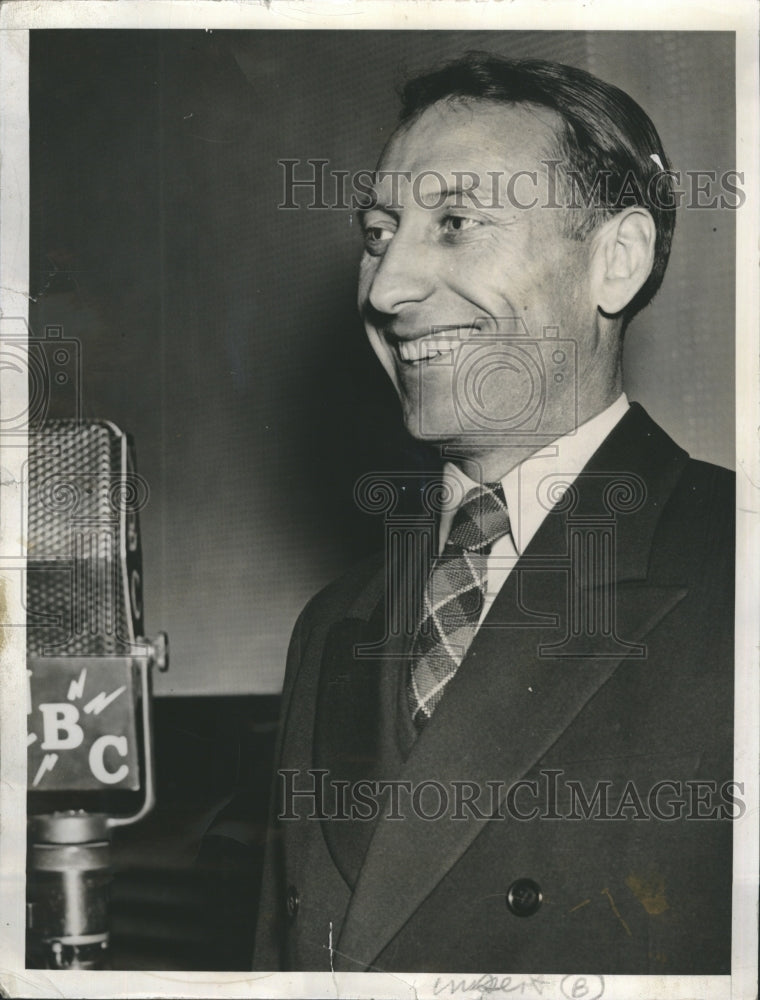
[{"x1": 397, "y1": 338, "x2": 459, "y2": 362}]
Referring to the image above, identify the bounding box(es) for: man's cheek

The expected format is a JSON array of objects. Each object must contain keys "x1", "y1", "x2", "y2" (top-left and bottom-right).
[
  {"x1": 357, "y1": 257, "x2": 377, "y2": 308},
  {"x1": 365, "y1": 328, "x2": 400, "y2": 388}
]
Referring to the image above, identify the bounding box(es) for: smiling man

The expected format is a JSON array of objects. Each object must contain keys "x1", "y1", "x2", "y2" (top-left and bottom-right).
[
  {"x1": 253, "y1": 54, "x2": 734, "y2": 974},
  {"x1": 359, "y1": 99, "x2": 621, "y2": 478}
]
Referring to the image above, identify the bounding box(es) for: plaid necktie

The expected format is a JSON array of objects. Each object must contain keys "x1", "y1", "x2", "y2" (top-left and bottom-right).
[{"x1": 407, "y1": 481, "x2": 511, "y2": 729}]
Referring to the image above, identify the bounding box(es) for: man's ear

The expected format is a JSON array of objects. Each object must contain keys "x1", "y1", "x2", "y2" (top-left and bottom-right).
[{"x1": 590, "y1": 207, "x2": 656, "y2": 316}]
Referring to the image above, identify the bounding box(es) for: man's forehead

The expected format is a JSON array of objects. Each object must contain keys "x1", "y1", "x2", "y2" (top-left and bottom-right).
[{"x1": 373, "y1": 98, "x2": 562, "y2": 202}]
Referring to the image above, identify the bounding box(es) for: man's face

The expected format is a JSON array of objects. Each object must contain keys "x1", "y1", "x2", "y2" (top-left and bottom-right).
[{"x1": 358, "y1": 99, "x2": 601, "y2": 456}]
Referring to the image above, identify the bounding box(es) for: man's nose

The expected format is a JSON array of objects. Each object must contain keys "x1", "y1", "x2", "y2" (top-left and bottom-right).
[{"x1": 365, "y1": 228, "x2": 434, "y2": 316}]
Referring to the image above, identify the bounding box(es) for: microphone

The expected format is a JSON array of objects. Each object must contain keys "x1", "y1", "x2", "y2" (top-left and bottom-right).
[{"x1": 25, "y1": 419, "x2": 168, "y2": 970}]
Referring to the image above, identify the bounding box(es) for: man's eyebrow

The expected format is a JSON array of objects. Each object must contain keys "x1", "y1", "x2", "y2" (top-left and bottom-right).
[
  {"x1": 357, "y1": 204, "x2": 400, "y2": 224},
  {"x1": 418, "y1": 183, "x2": 498, "y2": 207},
  {"x1": 357, "y1": 182, "x2": 501, "y2": 220},
  {"x1": 420, "y1": 183, "x2": 464, "y2": 204}
]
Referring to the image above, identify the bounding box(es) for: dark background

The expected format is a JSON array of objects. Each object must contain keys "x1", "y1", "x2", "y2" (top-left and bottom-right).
[{"x1": 27, "y1": 29, "x2": 736, "y2": 969}]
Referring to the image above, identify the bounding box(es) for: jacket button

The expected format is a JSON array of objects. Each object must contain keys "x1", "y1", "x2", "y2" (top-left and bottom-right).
[
  {"x1": 506, "y1": 878, "x2": 543, "y2": 917},
  {"x1": 286, "y1": 885, "x2": 299, "y2": 919}
]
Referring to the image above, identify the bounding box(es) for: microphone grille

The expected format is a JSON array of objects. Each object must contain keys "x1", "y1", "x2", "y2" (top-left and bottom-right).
[{"x1": 27, "y1": 420, "x2": 146, "y2": 656}]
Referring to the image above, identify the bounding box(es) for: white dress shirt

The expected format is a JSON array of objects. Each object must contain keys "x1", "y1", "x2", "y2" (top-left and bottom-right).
[{"x1": 438, "y1": 394, "x2": 630, "y2": 623}]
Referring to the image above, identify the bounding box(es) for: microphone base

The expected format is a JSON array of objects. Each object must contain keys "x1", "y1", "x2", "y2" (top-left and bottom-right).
[{"x1": 26, "y1": 810, "x2": 112, "y2": 971}]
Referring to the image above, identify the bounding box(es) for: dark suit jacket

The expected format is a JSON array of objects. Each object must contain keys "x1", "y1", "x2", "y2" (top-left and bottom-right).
[{"x1": 253, "y1": 404, "x2": 735, "y2": 974}]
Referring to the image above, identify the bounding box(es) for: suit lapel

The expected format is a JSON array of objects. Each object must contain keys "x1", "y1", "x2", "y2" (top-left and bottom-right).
[
  {"x1": 335, "y1": 404, "x2": 693, "y2": 970},
  {"x1": 314, "y1": 530, "x2": 425, "y2": 886},
  {"x1": 312, "y1": 614, "x2": 390, "y2": 886}
]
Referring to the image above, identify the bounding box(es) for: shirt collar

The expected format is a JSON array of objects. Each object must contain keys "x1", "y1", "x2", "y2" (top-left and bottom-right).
[{"x1": 440, "y1": 393, "x2": 630, "y2": 555}]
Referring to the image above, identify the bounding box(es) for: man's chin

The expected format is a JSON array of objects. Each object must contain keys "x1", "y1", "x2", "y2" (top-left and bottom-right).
[
  {"x1": 400, "y1": 409, "x2": 491, "y2": 454},
  {"x1": 400, "y1": 403, "x2": 458, "y2": 446},
  {"x1": 400, "y1": 408, "x2": 563, "y2": 470}
]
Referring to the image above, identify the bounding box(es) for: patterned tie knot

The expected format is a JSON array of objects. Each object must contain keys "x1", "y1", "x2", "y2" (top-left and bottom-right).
[{"x1": 445, "y1": 481, "x2": 511, "y2": 555}]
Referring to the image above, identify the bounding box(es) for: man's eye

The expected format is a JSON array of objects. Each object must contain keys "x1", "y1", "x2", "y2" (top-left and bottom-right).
[
  {"x1": 366, "y1": 226, "x2": 393, "y2": 241},
  {"x1": 362, "y1": 224, "x2": 395, "y2": 254},
  {"x1": 442, "y1": 215, "x2": 481, "y2": 234}
]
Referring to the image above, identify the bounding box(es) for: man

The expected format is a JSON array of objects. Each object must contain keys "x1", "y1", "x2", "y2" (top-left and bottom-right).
[{"x1": 253, "y1": 54, "x2": 734, "y2": 974}]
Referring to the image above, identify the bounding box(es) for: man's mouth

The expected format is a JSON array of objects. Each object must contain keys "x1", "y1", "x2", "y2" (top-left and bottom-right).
[{"x1": 395, "y1": 336, "x2": 462, "y2": 364}]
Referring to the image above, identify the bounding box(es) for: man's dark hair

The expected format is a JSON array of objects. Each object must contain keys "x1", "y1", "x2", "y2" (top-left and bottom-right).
[{"x1": 400, "y1": 52, "x2": 677, "y2": 322}]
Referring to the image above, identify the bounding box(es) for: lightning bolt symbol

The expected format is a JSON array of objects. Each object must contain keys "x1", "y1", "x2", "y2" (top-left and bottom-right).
[
  {"x1": 84, "y1": 685, "x2": 126, "y2": 716},
  {"x1": 67, "y1": 667, "x2": 88, "y2": 701},
  {"x1": 32, "y1": 753, "x2": 59, "y2": 787}
]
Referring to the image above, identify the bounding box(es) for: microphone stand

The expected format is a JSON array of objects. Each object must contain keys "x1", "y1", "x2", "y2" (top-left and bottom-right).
[{"x1": 26, "y1": 633, "x2": 168, "y2": 970}]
